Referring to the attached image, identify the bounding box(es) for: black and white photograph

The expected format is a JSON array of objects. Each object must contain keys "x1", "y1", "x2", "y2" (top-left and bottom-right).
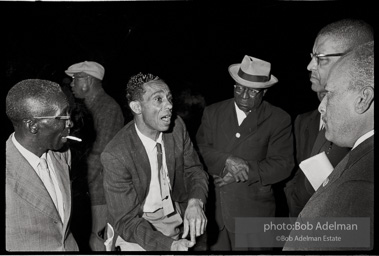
[{"x1": 3, "y1": 0, "x2": 375, "y2": 253}]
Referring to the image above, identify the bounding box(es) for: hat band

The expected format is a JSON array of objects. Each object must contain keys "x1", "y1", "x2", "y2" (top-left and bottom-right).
[{"x1": 238, "y1": 69, "x2": 270, "y2": 82}]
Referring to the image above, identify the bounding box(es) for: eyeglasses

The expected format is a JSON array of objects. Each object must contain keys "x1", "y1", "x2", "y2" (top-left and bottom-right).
[
  {"x1": 310, "y1": 52, "x2": 345, "y2": 66},
  {"x1": 234, "y1": 84, "x2": 263, "y2": 98},
  {"x1": 33, "y1": 115, "x2": 72, "y2": 127},
  {"x1": 33, "y1": 116, "x2": 71, "y2": 120}
]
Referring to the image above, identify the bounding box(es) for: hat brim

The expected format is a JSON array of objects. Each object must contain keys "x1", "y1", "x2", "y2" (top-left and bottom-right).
[
  {"x1": 64, "y1": 70, "x2": 102, "y2": 80},
  {"x1": 228, "y1": 64, "x2": 278, "y2": 89}
]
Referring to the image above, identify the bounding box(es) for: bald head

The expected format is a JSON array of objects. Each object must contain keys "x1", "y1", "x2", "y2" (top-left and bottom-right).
[
  {"x1": 317, "y1": 19, "x2": 373, "y2": 53},
  {"x1": 331, "y1": 40, "x2": 374, "y2": 92}
]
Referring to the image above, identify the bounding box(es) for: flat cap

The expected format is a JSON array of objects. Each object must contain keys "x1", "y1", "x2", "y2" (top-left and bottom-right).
[{"x1": 65, "y1": 61, "x2": 105, "y2": 80}]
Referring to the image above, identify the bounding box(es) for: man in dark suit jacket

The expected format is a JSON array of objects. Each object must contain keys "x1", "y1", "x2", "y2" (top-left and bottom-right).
[
  {"x1": 283, "y1": 41, "x2": 374, "y2": 251},
  {"x1": 196, "y1": 55, "x2": 294, "y2": 250},
  {"x1": 285, "y1": 19, "x2": 373, "y2": 218},
  {"x1": 101, "y1": 73, "x2": 208, "y2": 251},
  {"x1": 5, "y1": 79, "x2": 78, "y2": 251}
]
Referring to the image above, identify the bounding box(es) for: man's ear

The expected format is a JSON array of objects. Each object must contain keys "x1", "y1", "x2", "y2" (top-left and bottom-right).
[
  {"x1": 24, "y1": 119, "x2": 39, "y2": 134},
  {"x1": 129, "y1": 101, "x2": 142, "y2": 115},
  {"x1": 355, "y1": 86, "x2": 374, "y2": 114}
]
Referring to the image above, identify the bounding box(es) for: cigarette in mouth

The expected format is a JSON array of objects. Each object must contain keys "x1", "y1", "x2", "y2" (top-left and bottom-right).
[{"x1": 65, "y1": 136, "x2": 82, "y2": 142}]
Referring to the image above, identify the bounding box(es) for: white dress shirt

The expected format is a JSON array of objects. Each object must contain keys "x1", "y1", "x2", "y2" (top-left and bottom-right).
[
  {"x1": 234, "y1": 102, "x2": 249, "y2": 126},
  {"x1": 135, "y1": 125, "x2": 171, "y2": 213},
  {"x1": 353, "y1": 130, "x2": 374, "y2": 150}
]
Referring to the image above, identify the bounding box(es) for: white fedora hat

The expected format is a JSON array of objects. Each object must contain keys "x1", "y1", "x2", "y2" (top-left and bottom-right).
[{"x1": 228, "y1": 55, "x2": 278, "y2": 88}]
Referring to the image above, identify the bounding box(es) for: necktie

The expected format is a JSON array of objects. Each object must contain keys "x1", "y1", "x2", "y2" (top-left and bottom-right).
[
  {"x1": 156, "y1": 143, "x2": 174, "y2": 216},
  {"x1": 38, "y1": 157, "x2": 58, "y2": 210}
]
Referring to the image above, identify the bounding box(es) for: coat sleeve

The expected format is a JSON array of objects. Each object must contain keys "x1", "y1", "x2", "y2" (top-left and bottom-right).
[
  {"x1": 247, "y1": 112, "x2": 294, "y2": 186},
  {"x1": 284, "y1": 114, "x2": 301, "y2": 195},
  {"x1": 101, "y1": 150, "x2": 174, "y2": 251},
  {"x1": 177, "y1": 117, "x2": 209, "y2": 204},
  {"x1": 196, "y1": 107, "x2": 231, "y2": 176}
]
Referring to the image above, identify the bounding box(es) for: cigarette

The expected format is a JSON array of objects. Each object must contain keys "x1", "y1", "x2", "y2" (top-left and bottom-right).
[{"x1": 66, "y1": 136, "x2": 82, "y2": 142}]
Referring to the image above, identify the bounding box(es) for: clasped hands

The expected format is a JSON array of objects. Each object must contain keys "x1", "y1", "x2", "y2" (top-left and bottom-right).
[
  {"x1": 170, "y1": 198, "x2": 207, "y2": 251},
  {"x1": 214, "y1": 155, "x2": 249, "y2": 188}
]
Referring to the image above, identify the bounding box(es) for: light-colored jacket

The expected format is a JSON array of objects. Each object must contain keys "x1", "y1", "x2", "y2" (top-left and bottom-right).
[{"x1": 6, "y1": 136, "x2": 78, "y2": 251}]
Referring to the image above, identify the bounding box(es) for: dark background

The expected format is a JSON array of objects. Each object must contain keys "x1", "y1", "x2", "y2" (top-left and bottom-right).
[
  {"x1": 3, "y1": 1, "x2": 376, "y2": 128},
  {"x1": 2, "y1": 1, "x2": 376, "y2": 252}
]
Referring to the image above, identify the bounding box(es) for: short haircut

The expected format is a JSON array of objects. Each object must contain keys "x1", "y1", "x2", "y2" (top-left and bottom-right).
[
  {"x1": 126, "y1": 72, "x2": 162, "y2": 104},
  {"x1": 6, "y1": 79, "x2": 66, "y2": 127},
  {"x1": 342, "y1": 41, "x2": 374, "y2": 91},
  {"x1": 317, "y1": 19, "x2": 374, "y2": 52}
]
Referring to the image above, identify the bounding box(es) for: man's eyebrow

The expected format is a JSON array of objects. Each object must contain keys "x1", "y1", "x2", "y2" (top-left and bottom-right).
[{"x1": 149, "y1": 90, "x2": 171, "y2": 99}]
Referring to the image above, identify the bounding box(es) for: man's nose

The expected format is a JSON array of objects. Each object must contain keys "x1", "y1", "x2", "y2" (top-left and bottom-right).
[
  {"x1": 307, "y1": 57, "x2": 317, "y2": 71},
  {"x1": 241, "y1": 88, "x2": 250, "y2": 99},
  {"x1": 166, "y1": 100, "x2": 173, "y2": 110},
  {"x1": 66, "y1": 119, "x2": 74, "y2": 128}
]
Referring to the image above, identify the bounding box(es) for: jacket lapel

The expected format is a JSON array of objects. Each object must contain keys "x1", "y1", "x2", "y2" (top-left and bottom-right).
[
  {"x1": 226, "y1": 101, "x2": 271, "y2": 152},
  {"x1": 6, "y1": 137, "x2": 61, "y2": 222},
  {"x1": 220, "y1": 100, "x2": 239, "y2": 146},
  {"x1": 310, "y1": 128, "x2": 328, "y2": 156},
  {"x1": 48, "y1": 151, "x2": 70, "y2": 227},
  {"x1": 162, "y1": 133, "x2": 176, "y2": 188},
  {"x1": 129, "y1": 125, "x2": 151, "y2": 202}
]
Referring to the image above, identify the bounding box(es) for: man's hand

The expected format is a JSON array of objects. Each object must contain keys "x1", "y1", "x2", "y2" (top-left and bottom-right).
[
  {"x1": 213, "y1": 174, "x2": 235, "y2": 188},
  {"x1": 171, "y1": 239, "x2": 195, "y2": 251},
  {"x1": 181, "y1": 198, "x2": 207, "y2": 244},
  {"x1": 224, "y1": 155, "x2": 249, "y2": 182}
]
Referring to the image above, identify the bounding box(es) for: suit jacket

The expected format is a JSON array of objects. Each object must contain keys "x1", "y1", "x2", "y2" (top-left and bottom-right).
[
  {"x1": 283, "y1": 136, "x2": 374, "y2": 250},
  {"x1": 101, "y1": 116, "x2": 208, "y2": 251},
  {"x1": 6, "y1": 136, "x2": 78, "y2": 251},
  {"x1": 196, "y1": 99, "x2": 294, "y2": 232},
  {"x1": 285, "y1": 109, "x2": 350, "y2": 217}
]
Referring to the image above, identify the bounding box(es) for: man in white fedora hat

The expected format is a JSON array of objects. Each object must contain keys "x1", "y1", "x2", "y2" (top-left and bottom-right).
[
  {"x1": 65, "y1": 61, "x2": 124, "y2": 251},
  {"x1": 196, "y1": 55, "x2": 294, "y2": 250}
]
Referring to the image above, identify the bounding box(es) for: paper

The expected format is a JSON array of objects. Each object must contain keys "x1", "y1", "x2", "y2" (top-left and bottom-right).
[
  {"x1": 299, "y1": 151, "x2": 334, "y2": 191},
  {"x1": 104, "y1": 223, "x2": 114, "y2": 251}
]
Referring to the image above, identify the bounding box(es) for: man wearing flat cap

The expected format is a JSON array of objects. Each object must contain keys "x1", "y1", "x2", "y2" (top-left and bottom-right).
[
  {"x1": 65, "y1": 61, "x2": 124, "y2": 251},
  {"x1": 196, "y1": 55, "x2": 294, "y2": 250}
]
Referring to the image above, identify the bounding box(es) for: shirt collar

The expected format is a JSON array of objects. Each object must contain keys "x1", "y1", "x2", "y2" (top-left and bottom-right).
[
  {"x1": 319, "y1": 115, "x2": 325, "y2": 130},
  {"x1": 352, "y1": 130, "x2": 374, "y2": 150},
  {"x1": 135, "y1": 124, "x2": 163, "y2": 153},
  {"x1": 11, "y1": 132, "x2": 41, "y2": 171},
  {"x1": 234, "y1": 102, "x2": 249, "y2": 116}
]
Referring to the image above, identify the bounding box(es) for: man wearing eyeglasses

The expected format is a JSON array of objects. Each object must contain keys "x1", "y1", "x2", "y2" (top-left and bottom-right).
[
  {"x1": 285, "y1": 19, "x2": 373, "y2": 219},
  {"x1": 196, "y1": 55, "x2": 294, "y2": 250},
  {"x1": 65, "y1": 61, "x2": 124, "y2": 251},
  {"x1": 5, "y1": 79, "x2": 78, "y2": 251},
  {"x1": 283, "y1": 40, "x2": 374, "y2": 251}
]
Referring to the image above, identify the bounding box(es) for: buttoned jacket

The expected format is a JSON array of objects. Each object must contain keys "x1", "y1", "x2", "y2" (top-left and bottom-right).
[{"x1": 196, "y1": 98, "x2": 294, "y2": 232}]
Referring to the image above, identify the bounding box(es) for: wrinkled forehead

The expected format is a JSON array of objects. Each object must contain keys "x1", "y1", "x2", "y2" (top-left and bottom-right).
[
  {"x1": 144, "y1": 80, "x2": 170, "y2": 92},
  {"x1": 313, "y1": 35, "x2": 345, "y2": 53}
]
